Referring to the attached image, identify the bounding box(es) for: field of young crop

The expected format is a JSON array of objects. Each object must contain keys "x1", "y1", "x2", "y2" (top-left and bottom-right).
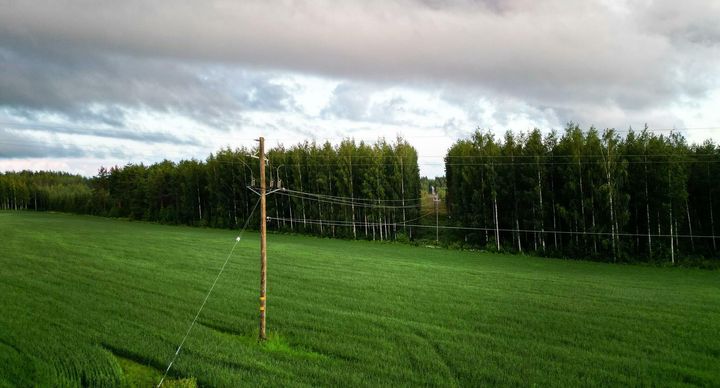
[{"x1": 1, "y1": 211, "x2": 719, "y2": 387}]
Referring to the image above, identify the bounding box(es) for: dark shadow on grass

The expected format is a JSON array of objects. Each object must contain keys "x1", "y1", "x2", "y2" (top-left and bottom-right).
[
  {"x1": 102, "y1": 343, "x2": 166, "y2": 372},
  {"x1": 102, "y1": 343, "x2": 196, "y2": 387}
]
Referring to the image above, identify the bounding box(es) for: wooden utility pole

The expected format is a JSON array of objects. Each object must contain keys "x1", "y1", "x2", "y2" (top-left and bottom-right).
[{"x1": 258, "y1": 137, "x2": 267, "y2": 340}]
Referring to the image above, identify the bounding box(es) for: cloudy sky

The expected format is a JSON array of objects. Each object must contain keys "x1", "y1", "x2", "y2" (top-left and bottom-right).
[{"x1": 1, "y1": 0, "x2": 720, "y2": 177}]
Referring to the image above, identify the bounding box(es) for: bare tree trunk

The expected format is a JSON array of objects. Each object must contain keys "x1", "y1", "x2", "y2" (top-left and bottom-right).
[
  {"x1": 646, "y1": 188, "x2": 652, "y2": 258},
  {"x1": 196, "y1": 186, "x2": 202, "y2": 221},
  {"x1": 711, "y1": 192, "x2": 717, "y2": 251},
  {"x1": 328, "y1": 175, "x2": 334, "y2": 236},
  {"x1": 591, "y1": 193, "x2": 598, "y2": 255},
  {"x1": 668, "y1": 169, "x2": 675, "y2": 264},
  {"x1": 669, "y1": 206, "x2": 675, "y2": 265},
  {"x1": 551, "y1": 178, "x2": 558, "y2": 250},
  {"x1": 282, "y1": 171, "x2": 289, "y2": 229},
  {"x1": 516, "y1": 218, "x2": 522, "y2": 253},
  {"x1": 379, "y1": 214, "x2": 383, "y2": 241},
  {"x1": 604, "y1": 141, "x2": 617, "y2": 262},
  {"x1": 675, "y1": 219, "x2": 680, "y2": 257},
  {"x1": 300, "y1": 179, "x2": 307, "y2": 227},
  {"x1": 574, "y1": 219, "x2": 579, "y2": 246},
  {"x1": 532, "y1": 200, "x2": 537, "y2": 251},
  {"x1": 493, "y1": 193, "x2": 500, "y2": 251},
  {"x1": 293, "y1": 166, "x2": 308, "y2": 228},
  {"x1": 350, "y1": 202, "x2": 356, "y2": 239},
  {"x1": 635, "y1": 206, "x2": 640, "y2": 253},
  {"x1": 537, "y1": 165, "x2": 546, "y2": 252},
  {"x1": 686, "y1": 199, "x2": 694, "y2": 251},
  {"x1": 318, "y1": 199, "x2": 323, "y2": 235},
  {"x1": 365, "y1": 212, "x2": 368, "y2": 237},
  {"x1": 232, "y1": 178, "x2": 238, "y2": 227},
  {"x1": 532, "y1": 203, "x2": 538, "y2": 251},
  {"x1": 481, "y1": 169, "x2": 487, "y2": 246},
  {"x1": 275, "y1": 204, "x2": 280, "y2": 231},
  {"x1": 512, "y1": 156, "x2": 521, "y2": 253},
  {"x1": 289, "y1": 199, "x2": 294, "y2": 230},
  {"x1": 610, "y1": 201, "x2": 617, "y2": 262},
  {"x1": 578, "y1": 160, "x2": 586, "y2": 247},
  {"x1": 708, "y1": 163, "x2": 716, "y2": 251}
]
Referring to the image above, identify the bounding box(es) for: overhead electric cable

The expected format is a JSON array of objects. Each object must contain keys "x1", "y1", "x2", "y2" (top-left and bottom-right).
[
  {"x1": 266, "y1": 216, "x2": 718, "y2": 240},
  {"x1": 282, "y1": 188, "x2": 423, "y2": 203},
  {"x1": 274, "y1": 190, "x2": 419, "y2": 209}
]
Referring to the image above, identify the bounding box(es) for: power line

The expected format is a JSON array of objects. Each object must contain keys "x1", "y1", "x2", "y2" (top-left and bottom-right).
[
  {"x1": 268, "y1": 211, "x2": 433, "y2": 228},
  {"x1": 274, "y1": 190, "x2": 419, "y2": 209},
  {"x1": 282, "y1": 188, "x2": 423, "y2": 203},
  {"x1": 266, "y1": 215, "x2": 718, "y2": 240}
]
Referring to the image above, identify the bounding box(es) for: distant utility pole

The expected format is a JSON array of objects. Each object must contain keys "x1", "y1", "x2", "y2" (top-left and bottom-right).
[
  {"x1": 258, "y1": 136, "x2": 267, "y2": 341},
  {"x1": 433, "y1": 186, "x2": 439, "y2": 244}
]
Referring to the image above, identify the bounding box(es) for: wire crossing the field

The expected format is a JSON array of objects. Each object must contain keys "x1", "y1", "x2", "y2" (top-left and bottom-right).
[
  {"x1": 281, "y1": 188, "x2": 423, "y2": 203},
  {"x1": 157, "y1": 197, "x2": 261, "y2": 388},
  {"x1": 267, "y1": 215, "x2": 720, "y2": 240},
  {"x1": 268, "y1": 210, "x2": 434, "y2": 228},
  {"x1": 274, "y1": 189, "x2": 419, "y2": 209}
]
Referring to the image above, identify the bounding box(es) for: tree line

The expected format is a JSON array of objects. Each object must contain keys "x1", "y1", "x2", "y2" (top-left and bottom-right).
[
  {"x1": 3, "y1": 127, "x2": 719, "y2": 265},
  {"x1": 0, "y1": 171, "x2": 92, "y2": 213},
  {"x1": 445, "y1": 125, "x2": 720, "y2": 264},
  {"x1": 0, "y1": 138, "x2": 421, "y2": 241}
]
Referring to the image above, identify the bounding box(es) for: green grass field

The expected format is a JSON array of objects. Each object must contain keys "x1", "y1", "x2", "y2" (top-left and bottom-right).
[{"x1": 1, "y1": 212, "x2": 719, "y2": 387}]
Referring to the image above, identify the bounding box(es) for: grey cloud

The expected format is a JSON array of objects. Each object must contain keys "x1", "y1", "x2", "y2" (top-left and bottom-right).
[
  {"x1": 0, "y1": 128, "x2": 122, "y2": 159},
  {"x1": 2, "y1": 0, "x2": 717, "y2": 111},
  {"x1": 1, "y1": 121, "x2": 200, "y2": 146},
  {"x1": 241, "y1": 79, "x2": 296, "y2": 112},
  {"x1": 322, "y1": 83, "x2": 434, "y2": 126},
  {"x1": 0, "y1": 43, "x2": 296, "y2": 132},
  {"x1": 0, "y1": 0, "x2": 718, "y2": 138},
  {"x1": 321, "y1": 83, "x2": 373, "y2": 120},
  {"x1": 640, "y1": 0, "x2": 720, "y2": 46},
  {"x1": 368, "y1": 96, "x2": 407, "y2": 122},
  {"x1": 441, "y1": 117, "x2": 467, "y2": 138}
]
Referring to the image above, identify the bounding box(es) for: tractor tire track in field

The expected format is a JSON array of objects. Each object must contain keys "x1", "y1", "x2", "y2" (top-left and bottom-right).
[
  {"x1": 411, "y1": 327, "x2": 460, "y2": 387},
  {"x1": 102, "y1": 343, "x2": 166, "y2": 373}
]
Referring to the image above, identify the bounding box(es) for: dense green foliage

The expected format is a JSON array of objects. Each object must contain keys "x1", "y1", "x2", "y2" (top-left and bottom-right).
[
  {"x1": 1, "y1": 212, "x2": 719, "y2": 386},
  {"x1": 0, "y1": 137, "x2": 421, "y2": 240},
  {"x1": 0, "y1": 171, "x2": 92, "y2": 213},
  {"x1": 446, "y1": 126, "x2": 720, "y2": 264}
]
